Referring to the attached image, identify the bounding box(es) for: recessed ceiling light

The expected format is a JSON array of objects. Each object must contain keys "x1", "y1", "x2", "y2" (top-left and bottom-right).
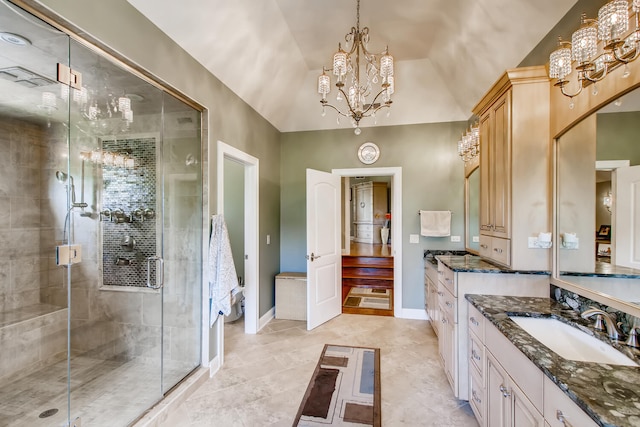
[{"x1": 0, "y1": 32, "x2": 31, "y2": 46}]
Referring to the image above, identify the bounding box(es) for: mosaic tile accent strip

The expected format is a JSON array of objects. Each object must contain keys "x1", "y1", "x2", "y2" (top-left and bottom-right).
[{"x1": 101, "y1": 137, "x2": 157, "y2": 288}]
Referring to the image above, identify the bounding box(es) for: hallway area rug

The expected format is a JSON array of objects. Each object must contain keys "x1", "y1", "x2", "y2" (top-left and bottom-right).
[
  {"x1": 343, "y1": 288, "x2": 390, "y2": 310},
  {"x1": 293, "y1": 344, "x2": 381, "y2": 426}
]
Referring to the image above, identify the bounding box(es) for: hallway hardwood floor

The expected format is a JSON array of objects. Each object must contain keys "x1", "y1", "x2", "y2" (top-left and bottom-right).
[{"x1": 157, "y1": 315, "x2": 477, "y2": 426}]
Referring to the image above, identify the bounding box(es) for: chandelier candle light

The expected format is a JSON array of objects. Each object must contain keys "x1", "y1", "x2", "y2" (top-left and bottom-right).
[
  {"x1": 317, "y1": 0, "x2": 394, "y2": 135},
  {"x1": 549, "y1": 0, "x2": 640, "y2": 108}
]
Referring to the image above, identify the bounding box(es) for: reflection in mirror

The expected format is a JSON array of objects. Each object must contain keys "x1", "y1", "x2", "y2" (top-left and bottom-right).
[
  {"x1": 557, "y1": 87, "x2": 640, "y2": 305},
  {"x1": 465, "y1": 164, "x2": 480, "y2": 253}
]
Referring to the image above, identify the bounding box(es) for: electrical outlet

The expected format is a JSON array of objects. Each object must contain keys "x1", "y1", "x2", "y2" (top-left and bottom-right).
[
  {"x1": 450, "y1": 235, "x2": 461, "y2": 242},
  {"x1": 409, "y1": 234, "x2": 419, "y2": 244},
  {"x1": 472, "y1": 236, "x2": 479, "y2": 243}
]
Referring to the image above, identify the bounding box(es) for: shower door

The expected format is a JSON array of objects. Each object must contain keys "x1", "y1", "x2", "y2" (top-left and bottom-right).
[{"x1": 0, "y1": 2, "x2": 202, "y2": 426}]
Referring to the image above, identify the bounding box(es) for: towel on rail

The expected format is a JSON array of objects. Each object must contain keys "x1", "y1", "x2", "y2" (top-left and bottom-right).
[
  {"x1": 420, "y1": 210, "x2": 451, "y2": 237},
  {"x1": 209, "y1": 214, "x2": 238, "y2": 326}
]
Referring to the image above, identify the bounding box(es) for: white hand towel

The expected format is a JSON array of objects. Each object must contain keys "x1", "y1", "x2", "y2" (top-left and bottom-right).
[
  {"x1": 209, "y1": 214, "x2": 238, "y2": 326},
  {"x1": 420, "y1": 210, "x2": 451, "y2": 237}
]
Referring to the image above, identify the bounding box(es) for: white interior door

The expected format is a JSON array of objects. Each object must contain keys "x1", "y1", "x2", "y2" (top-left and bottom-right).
[
  {"x1": 306, "y1": 169, "x2": 342, "y2": 330},
  {"x1": 614, "y1": 165, "x2": 640, "y2": 269}
]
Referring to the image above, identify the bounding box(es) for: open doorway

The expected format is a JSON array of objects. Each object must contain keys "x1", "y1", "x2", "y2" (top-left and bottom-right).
[
  {"x1": 216, "y1": 141, "x2": 259, "y2": 365},
  {"x1": 333, "y1": 167, "x2": 403, "y2": 318},
  {"x1": 343, "y1": 176, "x2": 393, "y2": 315}
]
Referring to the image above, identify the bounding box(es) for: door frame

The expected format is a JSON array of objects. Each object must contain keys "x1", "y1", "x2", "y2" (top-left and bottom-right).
[
  {"x1": 332, "y1": 167, "x2": 403, "y2": 318},
  {"x1": 214, "y1": 141, "x2": 259, "y2": 365}
]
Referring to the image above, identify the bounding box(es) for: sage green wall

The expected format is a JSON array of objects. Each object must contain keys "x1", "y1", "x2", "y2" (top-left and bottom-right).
[
  {"x1": 224, "y1": 159, "x2": 245, "y2": 282},
  {"x1": 32, "y1": 0, "x2": 281, "y2": 353},
  {"x1": 281, "y1": 122, "x2": 467, "y2": 310},
  {"x1": 597, "y1": 112, "x2": 640, "y2": 165}
]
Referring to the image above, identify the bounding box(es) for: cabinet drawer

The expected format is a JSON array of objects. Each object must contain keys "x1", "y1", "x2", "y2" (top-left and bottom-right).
[
  {"x1": 469, "y1": 332, "x2": 484, "y2": 380},
  {"x1": 438, "y1": 263, "x2": 456, "y2": 296},
  {"x1": 356, "y1": 224, "x2": 373, "y2": 239},
  {"x1": 438, "y1": 283, "x2": 457, "y2": 323},
  {"x1": 468, "y1": 303, "x2": 484, "y2": 341},
  {"x1": 469, "y1": 367, "x2": 485, "y2": 427},
  {"x1": 491, "y1": 237, "x2": 510, "y2": 265},
  {"x1": 543, "y1": 377, "x2": 598, "y2": 427}
]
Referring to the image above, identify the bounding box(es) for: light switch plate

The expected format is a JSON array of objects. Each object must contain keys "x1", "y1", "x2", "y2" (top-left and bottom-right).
[
  {"x1": 472, "y1": 236, "x2": 480, "y2": 243},
  {"x1": 409, "y1": 234, "x2": 419, "y2": 244},
  {"x1": 451, "y1": 235, "x2": 461, "y2": 242}
]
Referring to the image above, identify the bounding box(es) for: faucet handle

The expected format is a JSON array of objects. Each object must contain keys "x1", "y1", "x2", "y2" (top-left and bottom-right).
[
  {"x1": 627, "y1": 327, "x2": 640, "y2": 348},
  {"x1": 592, "y1": 314, "x2": 606, "y2": 331}
]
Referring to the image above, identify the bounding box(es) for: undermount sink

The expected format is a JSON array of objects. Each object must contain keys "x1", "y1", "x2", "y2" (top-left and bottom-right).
[{"x1": 508, "y1": 316, "x2": 638, "y2": 366}]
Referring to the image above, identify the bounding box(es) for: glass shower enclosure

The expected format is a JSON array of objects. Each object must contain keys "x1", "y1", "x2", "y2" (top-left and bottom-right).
[{"x1": 0, "y1": 2, "x2": 202, "y2": 426}]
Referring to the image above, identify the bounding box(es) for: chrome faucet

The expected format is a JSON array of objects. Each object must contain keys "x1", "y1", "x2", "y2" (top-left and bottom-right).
[{"x1": 581, "y1": 307, "x2": 623, "y2": 340}]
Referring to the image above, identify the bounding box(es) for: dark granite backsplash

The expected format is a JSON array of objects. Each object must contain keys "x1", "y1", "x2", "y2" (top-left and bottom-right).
[{"x1": 551, "y1": 285, "x2": 640, "y2": 336}]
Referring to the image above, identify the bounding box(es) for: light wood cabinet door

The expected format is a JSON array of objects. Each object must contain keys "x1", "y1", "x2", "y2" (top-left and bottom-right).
[
  {"x1": 512, "y1": 382, "x2": 544, "y2": 427},
  {"x1": 486, "y1": 352, "x2": 510, "y2": 427},
  {"x1": 480, "y1": 90, "x2": 511, "y2": 239}
]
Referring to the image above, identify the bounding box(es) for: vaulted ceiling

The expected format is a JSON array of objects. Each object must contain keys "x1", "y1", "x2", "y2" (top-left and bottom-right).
[{"x1": 127, "y1": 0, "x2": 577, "y2": 133}]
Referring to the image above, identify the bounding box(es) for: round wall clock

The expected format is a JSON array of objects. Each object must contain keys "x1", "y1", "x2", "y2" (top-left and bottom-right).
[{"x1": 357, "y1": 142, "x2": 380, "y2": 165}]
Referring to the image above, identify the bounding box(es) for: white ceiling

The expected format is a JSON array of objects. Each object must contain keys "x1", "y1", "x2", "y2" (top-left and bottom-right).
[{"x1": 127, "y1": 0, "x2": 577, "y2": 133}]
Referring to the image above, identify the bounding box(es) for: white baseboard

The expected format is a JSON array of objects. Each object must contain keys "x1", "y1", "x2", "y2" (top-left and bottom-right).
[
  {"x1": 209, "y1": 355, "x2": 221, "y2": 378},
  {"x1": 399, "y1": 308, "x2": 428, "y2": 320},
  {"x1": 258, "y1": 307, "x2": 275, "y2": 331}
]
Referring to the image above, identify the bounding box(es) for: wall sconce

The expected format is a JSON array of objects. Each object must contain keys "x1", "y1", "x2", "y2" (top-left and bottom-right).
[
  {"x1": 548, "y1": 0, "x2": 640, "y2": 108},
  {"x1": 603, "y1": 191, "x2": 613, "y2": 213}
]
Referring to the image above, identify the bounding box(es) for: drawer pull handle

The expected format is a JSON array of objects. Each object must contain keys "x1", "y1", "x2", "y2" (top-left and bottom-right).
[
  {"x1": 556, "y1": 410, "x2": 575, "y2": 427},
  {"x1": 437, "y1": 291, "x2": 444, "y2": 296},
  {"x1": 445, "y1": 301, "x2": 453, "y2": 308},
  {"x1": 441, "y1": 318, "x2": 447, "y2": 324},
  {"x1": 472, "y1": 390, "x2": 482, "y2": 405},
  {"x1": 480, "y1": 244, "x2": 488, "y2": 249},
  {"x1": 470, "y1": 317, "x2": 479, "y2": 327},
  {"x1": 471, "y1": 350, "x2": 481, "y2": 361},
  {"x1": 445, "y1": 278, "x2": 452, "y2": 283},
  {"x1": 494, "y1": 248, "x2": 503, "y2": 253},
  {"x1": 499, "y1": 385, "x2": 511, "y2": 398}
]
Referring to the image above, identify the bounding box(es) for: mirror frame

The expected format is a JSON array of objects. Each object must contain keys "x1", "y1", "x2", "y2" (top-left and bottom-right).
[
  {"x1": 551, "y1": 57, "x2": 640, "y2": 318},
  {"x1": 465, "y1": 156, "x2": 480, "y2": 255}
]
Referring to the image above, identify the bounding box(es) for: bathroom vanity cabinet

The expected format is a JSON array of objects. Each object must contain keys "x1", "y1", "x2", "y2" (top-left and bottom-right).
[
  {"x1": 467, "y1": 302, "x2": 598, "y2": 427},
  {"x1": 424, "y1": 260, "x2": 439, "y2": 336},
  {"x1": 435, "y1": 259, "x2": 548, "y2": 401},
  {"x1": 472, "y1": 66, "x2": 550, "y2": 271}
]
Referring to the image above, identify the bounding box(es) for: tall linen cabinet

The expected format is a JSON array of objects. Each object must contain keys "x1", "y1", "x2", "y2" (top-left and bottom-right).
[{"x1": 472, "y1": 66, "x2": 551, "y2": 271}]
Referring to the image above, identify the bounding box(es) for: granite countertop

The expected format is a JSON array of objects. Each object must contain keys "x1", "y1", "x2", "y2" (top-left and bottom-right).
[
  {"x1": 562, "y1": 261, "x2": 640, "y2": 279},
  {"x1": 432, "y1": 253, "x2": 549, "y2": 275},
  {"x1": 466, "y1": 294, "x2": 640, "y2": 427}
]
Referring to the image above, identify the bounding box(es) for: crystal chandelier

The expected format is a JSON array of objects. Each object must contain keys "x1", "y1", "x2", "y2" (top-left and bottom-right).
[
  {"x1": 457, "y1": 124, "x2": 479, "y2": 162},
  {"x1": 549, "y1": 0, "x2": 640, "y2": 108},
  {"x1": 317, "y1": 0, "x2": 394, "y2": 135}
]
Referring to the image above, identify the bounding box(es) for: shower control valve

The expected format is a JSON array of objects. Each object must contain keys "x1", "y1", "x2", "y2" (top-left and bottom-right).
[
  {"x1": 143, "y1": 208, "x2": 155, "y2": 220},
  {"x1": 132, "y1": 208, "x2": 145, "y2": 222},
  {"x1": 100, "y1": 209, "x2": 112, "y2": 221}
]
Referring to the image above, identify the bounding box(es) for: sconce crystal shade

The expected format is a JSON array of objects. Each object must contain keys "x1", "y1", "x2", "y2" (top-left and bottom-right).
[
  {"x1": 572, "y1": 22, "x2": 598, "y2": 63},
  {"x1": 598, "y1": 0, "x2": 629, "y2": 43},
  {"x1": 550, "y1": 45, "x2": 572, "y2": 79}
]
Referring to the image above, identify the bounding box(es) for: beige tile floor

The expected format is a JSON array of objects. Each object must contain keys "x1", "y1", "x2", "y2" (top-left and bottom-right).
[{"x1": 159, "y1": 314, "x2": 478, "y2": 426}]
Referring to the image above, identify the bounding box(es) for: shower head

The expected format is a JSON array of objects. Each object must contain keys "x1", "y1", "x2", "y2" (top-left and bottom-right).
[
  {"x1": 55, "y1": 170, "x2": 68, "y2": 183},
  {"x1": 55, "y1": 170, "x2": 77, "y2": 205}
]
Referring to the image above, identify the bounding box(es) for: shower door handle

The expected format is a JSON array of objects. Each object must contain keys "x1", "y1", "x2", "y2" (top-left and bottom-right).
[{"x1": 146, "y1": 256, "x2": 165, "y2": 289}]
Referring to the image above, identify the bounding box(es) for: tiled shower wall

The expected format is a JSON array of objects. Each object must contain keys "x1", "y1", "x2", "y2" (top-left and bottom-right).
[{"x1": 0, "y1": 116, "x2": 67, "y2": 381}]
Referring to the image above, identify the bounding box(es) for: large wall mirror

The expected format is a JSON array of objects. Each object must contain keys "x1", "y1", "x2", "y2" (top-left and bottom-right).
[
  {"x1": 465, "y1": 158, "x2": 480, "y2": 254},
  {"x1": 555, "y1": 82, "x2": 640, "y2": 316}
]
